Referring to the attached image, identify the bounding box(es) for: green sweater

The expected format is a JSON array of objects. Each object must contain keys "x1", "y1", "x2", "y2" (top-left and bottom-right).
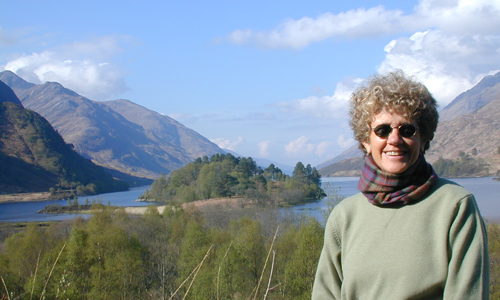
[{"x1": 312, "y1": 178, "x2": 489, "y2": 299}]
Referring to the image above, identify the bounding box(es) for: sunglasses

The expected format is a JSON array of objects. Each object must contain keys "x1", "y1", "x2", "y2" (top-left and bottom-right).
[{"x1": 372, "y1": 124, "x2": 418, "y2": 138}]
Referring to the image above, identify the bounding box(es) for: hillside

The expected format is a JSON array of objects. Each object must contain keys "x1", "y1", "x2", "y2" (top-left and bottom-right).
[
  {"x1": 0, "y1": 86, "x2": 128, "y2": 195},
  {"x1": 0, "y1": 71, "x2": 224, "y2": 180},
  {"x1": 319, "y1": 71, "x2": 500, "y2": 177},
  {"x1": 439, "y1": 72, "x2": 500, "y2": 121},
  {"x1": 426, "y1": 72, "x2": 500, "y2": 174}
]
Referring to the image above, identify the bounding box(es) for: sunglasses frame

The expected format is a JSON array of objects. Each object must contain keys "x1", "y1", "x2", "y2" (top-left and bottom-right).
[{"x1": 372, "y1": 124, "x2": 419, "y2": 138}]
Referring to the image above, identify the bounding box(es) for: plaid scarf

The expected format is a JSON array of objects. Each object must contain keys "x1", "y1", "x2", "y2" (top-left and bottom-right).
[{"x1": 358, "y1": 154, "x2": 438, "y2": 206}]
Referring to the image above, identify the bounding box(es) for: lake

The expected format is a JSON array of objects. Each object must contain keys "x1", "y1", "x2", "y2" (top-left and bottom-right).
[
  {"x1": 1, "y1": 177, "x2": 499, "y2": 223},
  {"x1": 0, "y1": 185, "x2": 156, "y2": 222},
  {"x1": 294, "y1": 176, "x2": 500, "y2": 223}
]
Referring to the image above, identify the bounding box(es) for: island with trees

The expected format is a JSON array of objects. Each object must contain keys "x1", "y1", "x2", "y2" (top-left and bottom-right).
[{"x1": 139, "y1": 153, "x2": 326, "y2": 207}]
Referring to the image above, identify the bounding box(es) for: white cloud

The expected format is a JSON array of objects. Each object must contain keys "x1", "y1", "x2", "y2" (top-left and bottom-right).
[
  {"x1": 225, "y1": 0, "x2": 500, "y2": 50},
  {"x1": 285, "y1": 136, "x2": 336, "y2": 159},
  {"x1": 285, "y1": 136, "x2": 315, "y2": 157},
  {"x1": 0, "y1": 35, "x2": 131, "y2": 100},
  {"x1": 258, "y1": 140, "x2": 273, "y2": 157},
  {"x1": 414, "y1": 0, "x2": 500, "y2": 36},
  {"x1": 210, "y1": 136, "x2": 244, "y2": 152},
  {"x1": 226, "y1": 6, "x2": 410, "y2": 49},
  {"x1": 378, "y1": 29, "x2": 500, "y2": 105},
  {"x1": 275, "y1": 77, "x2": 362, "y2": 119},
  {"x1": 226, "y1": 0, "x2": 500, "y2": 106}
]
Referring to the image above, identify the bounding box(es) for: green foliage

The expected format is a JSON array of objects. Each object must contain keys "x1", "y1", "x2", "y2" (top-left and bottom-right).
[
  {"x1": 5, "y1": 185, "x2": 499, "y2": 299},
  {"x1": 488, "y1": 223, "x2": 500, "y2": 300},
  {"x1": 140, "y1": 153, "x2": 326, "y2": 207},
  {"x1": 283, "y1": 217, "x2": 324, "y2": 299},
  {"x1": 433, "y1": 152, "x2": 489, "y2": 177},
  {"x1": 0, "y1": 204, "x2": 330, "y2": 299}
]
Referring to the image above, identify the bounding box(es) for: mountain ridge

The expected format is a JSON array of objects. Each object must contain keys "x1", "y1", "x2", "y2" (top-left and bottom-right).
[
  {"x1": 0, "y1": 71, "x2": 224, "y2": 180},
  {"x1": 0, "y1": 86, "x2": 128, "y2": 195}
]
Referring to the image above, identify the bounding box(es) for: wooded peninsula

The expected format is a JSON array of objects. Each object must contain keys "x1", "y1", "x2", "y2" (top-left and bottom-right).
[{"x1": 139, "y1": 153, "x2": 326, "y2": 207}]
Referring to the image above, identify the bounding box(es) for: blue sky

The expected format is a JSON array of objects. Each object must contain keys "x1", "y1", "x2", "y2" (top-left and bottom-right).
[{"x1": 1, "y1": 0, "x2": 499, "y2": 168}]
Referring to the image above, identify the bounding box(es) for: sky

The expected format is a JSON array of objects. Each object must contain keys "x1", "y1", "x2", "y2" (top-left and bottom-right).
[{"x1": 1, "y1": 0, "x2": 499, "y2": 168}]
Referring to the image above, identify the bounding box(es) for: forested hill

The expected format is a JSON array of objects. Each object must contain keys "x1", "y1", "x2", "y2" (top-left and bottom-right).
[
  {"x1": 0, "y1": 82, "x2": 128, "y2": 196},
  {"x1": 140, "y1": 153, "x2": 326, "y2": 206}
]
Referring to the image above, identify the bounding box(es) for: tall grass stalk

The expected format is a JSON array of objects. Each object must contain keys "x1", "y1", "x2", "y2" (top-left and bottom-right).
[
  {"x1": 217, "y1": 241, "x2": 233, "y2": 300},
  {"x1": 263, "y1": 250, "x2": 277, "y2": 300},
  {"x1": 30, "y1": 251, "x2": 41, "y2": 300},
  {"x1": 169, "y1": 244, "x2": 214, "y2": 300},
  {"x1": 252, "y1": 225, "x2": 279, "y2": 300},
  {"x1": 1, "y1": 276, "x2": 11, "y2": 300},
  {"x1": 39, "y1": 243, "x2": 66, "y2": 300},
  {"x1": 183, "y1": 244, "x2": 213, "y2": 300}
]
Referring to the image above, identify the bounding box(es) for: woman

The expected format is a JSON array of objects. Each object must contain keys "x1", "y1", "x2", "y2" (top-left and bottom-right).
[{"x1": 312, "y1": 71, "x2": 489, "y2": 299}]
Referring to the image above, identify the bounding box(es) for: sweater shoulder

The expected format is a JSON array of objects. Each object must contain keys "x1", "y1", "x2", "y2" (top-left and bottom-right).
[{"x1": 429, "y1": 178, "x2": 474, "y2": 204}]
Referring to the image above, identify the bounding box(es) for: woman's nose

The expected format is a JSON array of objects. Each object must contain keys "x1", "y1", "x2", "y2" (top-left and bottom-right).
[{"x1": 387, "y1": 128, "x2": 403, "y2": 144}]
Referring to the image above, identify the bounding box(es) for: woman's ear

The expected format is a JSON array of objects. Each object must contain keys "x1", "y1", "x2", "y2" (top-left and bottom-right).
[{"x1": 362, "y1": 141, "x2": 371, "y2": 154}]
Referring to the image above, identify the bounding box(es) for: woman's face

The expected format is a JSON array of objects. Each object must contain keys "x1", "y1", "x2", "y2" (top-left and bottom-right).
[{"x1": 362, "y1": 111, "x2": 424, "y2": 174}]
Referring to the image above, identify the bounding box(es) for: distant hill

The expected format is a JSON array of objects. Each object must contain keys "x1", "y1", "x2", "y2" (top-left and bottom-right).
[
  {"x1": 0, "y1": 71, "x2": 224, "y2": 181},
  {"x1": 0, "y1": 84, "x2": 128, "y2": 195},
  {"x1": 319, "y1": 156, "x2": 364, "y2": 177},
  {"x1": 319, "y1": 71, "x2": 500, "y2": 177},
  {"x1": 316, "y1": 144, "x2": 362, "y2": 170}
]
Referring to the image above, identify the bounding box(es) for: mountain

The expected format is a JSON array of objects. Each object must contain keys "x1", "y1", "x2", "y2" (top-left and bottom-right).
[
  {"x1": 319, "y1": 71, "x2": 500, "y2": 177},
  {"x1": 103, "y1": 99, "x2": 221, "y2": 161},
  {"x1": 0, "y1": 80, "x2": 23, "y2": 106},
  {"x1": 439, "y1": 72, "x2": 500, "y2": 121},
  {"x1": 425, "y1": 73, "x2": 500, "y2": 171},
  {"x1": 0, "y1": 84, "x2": 128, "y2": 194},
  {"x1": 0, "y1": 71, "x2": 224, "y2": 180}
]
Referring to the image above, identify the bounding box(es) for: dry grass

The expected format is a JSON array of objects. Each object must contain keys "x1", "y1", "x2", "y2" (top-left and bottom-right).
[
  {"x1": 0, "y1": 192, "x2": 51, "y2": 203},
  {"x1": 123, "y1": 197, "x2": 254, "y2": 215}
]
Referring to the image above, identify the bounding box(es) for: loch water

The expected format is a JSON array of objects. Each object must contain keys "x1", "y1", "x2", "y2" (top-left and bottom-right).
[
  {"x1": 0, "y1": 185, "x2": 155, "y2": 222},
  {"x1": 293, "y1": 177, "x2": 500, "y2": 223},
  {"x1": 1, "y1": 177, "x2": 500, "y2": 223}
]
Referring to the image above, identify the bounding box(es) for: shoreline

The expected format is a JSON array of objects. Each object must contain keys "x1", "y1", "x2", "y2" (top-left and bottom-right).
[{"x1": 0, "y1": 192, "x2": 52, "y2": 203}]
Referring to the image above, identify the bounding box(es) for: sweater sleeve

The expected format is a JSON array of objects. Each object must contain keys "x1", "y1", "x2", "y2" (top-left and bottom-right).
[
  {"x1": 444, "y1": 195, "x2": 489, "y2": 299},
  {"x1": 312, "y1": 212, "x2": 343, "y2": 299}
]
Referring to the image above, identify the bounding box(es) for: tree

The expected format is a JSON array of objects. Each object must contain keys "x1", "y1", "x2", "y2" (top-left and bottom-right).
[{"x1": 86, "y1": 209, "x2": 146, "y2": 299}]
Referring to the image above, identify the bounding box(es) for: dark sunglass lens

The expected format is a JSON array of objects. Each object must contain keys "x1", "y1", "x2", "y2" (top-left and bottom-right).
[
  {"x1": 373, "y1": 125, "x2": 392, "y2": 137},
  {"x1": 399, "y1": 125, "x2": 416, "y2": 137}
]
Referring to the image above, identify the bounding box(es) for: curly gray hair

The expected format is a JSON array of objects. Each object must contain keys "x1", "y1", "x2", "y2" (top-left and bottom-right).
[{"x1": 349, "y1": 70, "x2": 439, "y2": 154}]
